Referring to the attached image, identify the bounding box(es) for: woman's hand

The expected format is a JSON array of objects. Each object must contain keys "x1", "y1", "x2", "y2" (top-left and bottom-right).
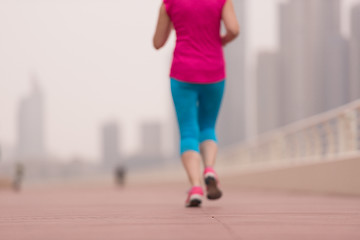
[{"x1": 221, "y1": 0, "x2": 240, "y2": 46}]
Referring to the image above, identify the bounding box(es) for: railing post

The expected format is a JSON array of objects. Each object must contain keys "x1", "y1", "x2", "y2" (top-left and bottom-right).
[{"x1": 345, "y1": 109, "x2": 358, "y2": 152}]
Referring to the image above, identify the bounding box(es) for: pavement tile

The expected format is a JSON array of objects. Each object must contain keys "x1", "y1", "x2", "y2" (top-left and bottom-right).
[
  {"x1": 227, "y1": 224, "x2": 360, "y2": 240},
  {"x1": 0, "y1": 183, "x2": 359, "y2": 240}
]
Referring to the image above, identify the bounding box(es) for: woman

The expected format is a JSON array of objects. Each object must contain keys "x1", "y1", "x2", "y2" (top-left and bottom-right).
[{"x1": 153, "y1": 0, "x2": 239, "y2": 207}]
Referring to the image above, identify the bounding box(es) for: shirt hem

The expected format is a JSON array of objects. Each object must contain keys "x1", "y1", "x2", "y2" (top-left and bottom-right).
[{"x1": 170, "y1": 76, "x2": 226, "y2": 84}]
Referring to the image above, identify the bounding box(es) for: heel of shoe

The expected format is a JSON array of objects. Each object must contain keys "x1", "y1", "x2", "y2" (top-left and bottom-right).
[
  {"x1": 185, "y1": 186, "x2": 203, "y2": 207},
  {"x1": 187, "y1": 199, "x2": 202, "y2": 207},
  {"x1": 205, "y1": 177, "x2": 222, "y2": 200},
  {"x1": 186, "y1": 194, "x2": 202, "y2": 207}
]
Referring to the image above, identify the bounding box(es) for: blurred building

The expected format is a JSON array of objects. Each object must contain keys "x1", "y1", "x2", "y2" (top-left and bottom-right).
[
  {"x1": 256, "y1": 51, "x2": 280, "y2": 134},
  {"x1": 122, "y1": 122, "x2": 164, "y2": 171},
  {"x1": 101, "y1": 121, "x2": 120, "y2": 167},
  {"x1": 319, "y1": 0, "x2": 348, "y2": 110},
  {"x1": 349, "y1": 4, "x2": 360, "y2": 101},
  {"x1": 162, "y1": 106, "x2": 179, "y2": 160},
  {"x1": 217, "y1": 0, "x2": 246, "y2": 146},
  {"x1": 255, "y1": 0, "x2": 351, "y2": 134},
  {"x1": 169, "y1": 112, "x2": 180, "y2": 158},
  {"x1": 141, "y1": 122, "x2": 162, "y2": 157},
  {"x1": 16, "y1": 77, "x2": 46, "y2": 160},
  {"x1": 278, "y1": 0, "x2": 308, "y2": 125},
  {"x1": 276, "y1": 0, "x2": 348, "y2": 126}
]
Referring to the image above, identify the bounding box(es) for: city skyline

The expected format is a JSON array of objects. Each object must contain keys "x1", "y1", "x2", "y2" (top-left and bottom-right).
[
  {"x1": 0, "y1": 0, "x2": 359, "y2": 161},
  {"x1": 256, "y1": 0, "x2": 360, "y2": 134}
]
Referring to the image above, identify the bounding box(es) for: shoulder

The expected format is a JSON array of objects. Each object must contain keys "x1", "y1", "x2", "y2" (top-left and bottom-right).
[
  {"x1": 163, "y1": 0, "x2": 172, "y2": 15},
  {"x1": 163, "y1": 0, "x2": 172, "y2": 9}
]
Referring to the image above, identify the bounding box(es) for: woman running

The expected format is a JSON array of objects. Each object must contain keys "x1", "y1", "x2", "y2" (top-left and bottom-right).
[{"x1": 153, "y1": 0, "x2": 239, "y2": 207}]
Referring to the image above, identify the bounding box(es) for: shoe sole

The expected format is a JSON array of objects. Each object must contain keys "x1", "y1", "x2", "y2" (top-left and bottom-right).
[
  {"x1": 186, "y1": 199, "x2": 202, "y2": 208},
  {"x1": 205, "y1": 177, "x2": 222, "y2": 200}
]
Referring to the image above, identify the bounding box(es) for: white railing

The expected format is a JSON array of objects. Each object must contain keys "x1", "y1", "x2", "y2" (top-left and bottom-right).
[{"x1": 221, "y1": 99, "x2": 360, "y2": 168}]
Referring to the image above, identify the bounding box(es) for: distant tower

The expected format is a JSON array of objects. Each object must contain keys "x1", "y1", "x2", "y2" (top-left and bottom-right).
[
  {"x1": 277, "y1": 0, "x2": 308, "y2": 125},
  {"x1": 256, "y1": 51, "x2": 280, "y2": 134},
  {"x1": 277, "y1": 0, "x2": 347, "y2": 125},
  {"x1": 319, "y1": 0, "x2": 348, "y2": 110},
  {"x1": 16, "y1": 75, "x2": 46, "y2": 160},
  {"x1": 217, "y1": 0, "x2": 246, "y2": 146},
  {"x1": 164, "y1": 108, "x2": 180, "y2": 159},
  {"x1": 141, "y1": 122, "x2": 162, "y2": 157},
  {"x1": 349, "y1": 4, "x2": 360, "y2": 101},
  {"x1": 101, "y1": 122, "x2": 120, "y2": 167}
]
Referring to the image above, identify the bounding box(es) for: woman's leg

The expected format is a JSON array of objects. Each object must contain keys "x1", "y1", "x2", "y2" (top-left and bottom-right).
[
  {"x1": 198, "y1": 80, "x2": 225, "y2": 168},
  {"x1": 181, "y1": 151, "x2": 202, "y2": 186},
  {"x1": 198, "y1": 80, "x2": 225, "y2": 200},
  {"x1": 171, "y1": 78, "x2": 202, "y2": 187},
  {"x1": 200, "y1": 140, "x2": 218, "y2": 168}
]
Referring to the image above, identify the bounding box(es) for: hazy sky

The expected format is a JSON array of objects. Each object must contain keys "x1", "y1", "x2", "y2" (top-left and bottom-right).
[{"x1": 0, "y1": 0, "x2": 359, "y2": 161}]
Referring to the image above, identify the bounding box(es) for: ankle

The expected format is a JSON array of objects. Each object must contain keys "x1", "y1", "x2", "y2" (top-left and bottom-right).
[{"x1": 191, "y1": 181, "x2": 202, "y2": 187}]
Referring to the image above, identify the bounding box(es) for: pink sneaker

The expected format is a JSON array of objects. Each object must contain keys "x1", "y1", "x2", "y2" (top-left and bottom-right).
[
  {"x1": 185, "y1": 186, "x2": 203, "y2": 207},
  {"x1": 204, "y1": 167, "x2": 222, "y2": 200}
]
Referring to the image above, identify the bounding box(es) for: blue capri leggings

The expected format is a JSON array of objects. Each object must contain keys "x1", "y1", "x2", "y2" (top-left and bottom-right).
[{"x1": 171, "y1": 78, "x2": 225, "y2": 155}]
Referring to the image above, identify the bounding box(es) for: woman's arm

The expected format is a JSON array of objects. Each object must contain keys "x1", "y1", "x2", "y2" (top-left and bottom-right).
[
  {"x1": 153, "y1": 3, "x2": 172, "y2": 50},
  {"x1": 221, "y1": 0, "x2": 240, "y2": 46}
]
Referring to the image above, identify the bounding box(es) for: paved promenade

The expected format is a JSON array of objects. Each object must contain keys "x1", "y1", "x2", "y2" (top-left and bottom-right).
[{"x1": 0, "y1": 181, "x2": 360, "y2": 240}]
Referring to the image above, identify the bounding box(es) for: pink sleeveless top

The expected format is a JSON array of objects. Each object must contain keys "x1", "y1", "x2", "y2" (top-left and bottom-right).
[{"x1": 164, "y1": 0, "x2": 226, "y2": 83}]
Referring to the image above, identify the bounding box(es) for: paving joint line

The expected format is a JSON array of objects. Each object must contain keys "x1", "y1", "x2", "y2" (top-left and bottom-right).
[
  {"x1": 212, "y1": 216, "x2": 242, "y2": 240},
  {"x1": 201, "y1": 208, "x2": 242, "y2": 240}
]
